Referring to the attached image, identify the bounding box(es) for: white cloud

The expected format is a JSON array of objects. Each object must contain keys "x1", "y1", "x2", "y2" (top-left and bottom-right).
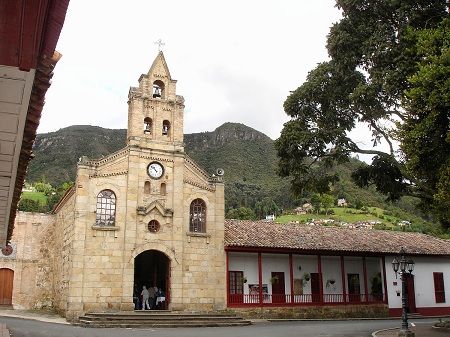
[{"x1": 40, "y1": 0, "x2": 342, "y2": 139}]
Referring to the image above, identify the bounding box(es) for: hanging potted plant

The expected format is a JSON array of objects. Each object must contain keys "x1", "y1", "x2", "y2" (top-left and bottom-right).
[
  {"x1": 303, "y1": 272, "x2": 311, "y2": 282},
  {"x1": 270, "y1": 275, "x2": 279, "y2": 284},
  {"x1": 326, "y1": 278, "x2": 336, "y2": 288}
]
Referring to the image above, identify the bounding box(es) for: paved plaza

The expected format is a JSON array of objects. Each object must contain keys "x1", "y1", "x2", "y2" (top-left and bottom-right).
[{"x1": 0, "y1": 311, "x2": 445, "y2": 337}]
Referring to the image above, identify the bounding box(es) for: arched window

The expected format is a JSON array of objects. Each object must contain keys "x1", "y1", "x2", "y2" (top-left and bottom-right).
[
  {"x1": 144, "y1": 117, "x2": 152, "y2": 134},
  {"x1": 189, "y1": 198, "x2": 206, "y2": 233},
  {"x1": 160, "y1": 183, "x2": 166, "y2": 196},
  {"x1": 96, "y1": 190, "x2": 116, "y2": 226},
  {"x1": 162, "y1": 120, "x2": 171, "y2": 136},
  {"x1": 153, "y1": 80, "x2": 165, "y2": 99}
]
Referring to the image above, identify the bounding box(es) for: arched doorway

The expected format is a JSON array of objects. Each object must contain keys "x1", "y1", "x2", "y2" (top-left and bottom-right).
[
  {"x1": 0, "y1": 268, "x2": 14, "y2": 305},
  {"x1": 134, "y1": 250, "x2": 170, "y2": 310}
]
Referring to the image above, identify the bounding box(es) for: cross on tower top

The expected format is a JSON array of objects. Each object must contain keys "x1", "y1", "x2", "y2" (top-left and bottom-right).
[{"x1": 154, "y1": 39, "x2": 165, "y2": 51}]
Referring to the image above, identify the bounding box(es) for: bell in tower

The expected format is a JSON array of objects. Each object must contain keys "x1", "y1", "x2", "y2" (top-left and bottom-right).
[
  {"x1": 127, "y1": 51, "x2": 184, "y2": 147},
  {"x1": 153, "y1": 84, "x2": 161, "y2": 98}
]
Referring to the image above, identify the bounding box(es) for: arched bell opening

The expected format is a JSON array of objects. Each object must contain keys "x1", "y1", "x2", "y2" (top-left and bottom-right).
[
  {"x1": 144, "y1": 117, "x2": 152, "y2": 134},
  {"x1": 134, "y1": 250, "x2": 170, "y2": 310},
  {"x1": 162, "y1": 120, "x2": 171, "y2": 136},
  {"x1": 152, "y1": 80, "x2": 165, "y2": 99}
]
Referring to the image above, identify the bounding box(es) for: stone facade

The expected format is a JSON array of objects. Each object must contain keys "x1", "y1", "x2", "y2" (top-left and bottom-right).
[
  {"x1": 0, "y1": 212, "x2": 55, "y2": 309},
  {"x1": 1, "y1": 52, "x2": 226, "y2": 320}
]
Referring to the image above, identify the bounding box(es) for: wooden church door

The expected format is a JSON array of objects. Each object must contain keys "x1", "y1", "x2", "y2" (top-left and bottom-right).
[{"x1": 0, "y1": 268, "x2": 13, "y2": 305}]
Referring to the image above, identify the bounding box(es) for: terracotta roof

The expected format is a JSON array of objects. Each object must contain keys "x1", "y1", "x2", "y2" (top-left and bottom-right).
[{"x1": 224, "y1": 220, "x2": 450, "y2": 256}]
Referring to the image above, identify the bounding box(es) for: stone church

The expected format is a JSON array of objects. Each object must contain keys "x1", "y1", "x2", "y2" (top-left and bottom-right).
[
  {"x1": 2, "y1": 52, "x2": 450, "y2": 321},
  {"x1": 1, "y1": 52, "x2": 226, "y2": 320}
]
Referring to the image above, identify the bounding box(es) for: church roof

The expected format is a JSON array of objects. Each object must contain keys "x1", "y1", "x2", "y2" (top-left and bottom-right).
[{"x1": 224, "y1": 220, "x2": 450, "y2": 256}]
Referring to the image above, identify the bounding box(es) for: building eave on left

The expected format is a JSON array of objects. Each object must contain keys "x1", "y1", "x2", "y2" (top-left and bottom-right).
[{"x1": 0, "y1": 0, "x2": 70, "y2": 247}]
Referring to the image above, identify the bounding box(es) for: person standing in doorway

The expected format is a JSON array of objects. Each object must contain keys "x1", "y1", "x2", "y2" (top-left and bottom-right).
[
  {"x1": 141, "y1": 286, "x2": 150, "y2": 310},
  {"x1": 148, "y1": 285, "x2": 156, "y2": 309}
]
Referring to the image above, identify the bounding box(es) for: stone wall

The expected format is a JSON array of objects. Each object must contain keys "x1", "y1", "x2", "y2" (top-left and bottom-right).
[
  {"x1": 52, "y1": 190, "x2": 76, "y2": 315},
  {"x1": 180, "y1": 173, "x2": 226, "y2": 311},
  {"x1": 233, "y1": 304, "x2": 389, "y2": 319},
  {"x1": 0, "y1": 211, "x2": 55, "y2": 309}
]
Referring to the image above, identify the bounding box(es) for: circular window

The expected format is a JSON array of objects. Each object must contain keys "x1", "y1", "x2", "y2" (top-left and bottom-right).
[
  {"x1": 1, "y1": 245, "x2": 13, "y2": 256},
  {"x1": 148, "y1": 220, "x2": 160, "y2": 233}
]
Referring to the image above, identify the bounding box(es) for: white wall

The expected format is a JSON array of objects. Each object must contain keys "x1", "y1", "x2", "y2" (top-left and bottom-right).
[
  {"x1": 261, "y1": 253, "x2": 290, "y2": 295},
  {"x1": 385, "y1": 256, "x2": 450, "y2": 309},
  {"x1": 293, "y1": 255, "x2": 317, "y2": 294},
  {"x1": 322, "y1": 256, "x2": 342, "y2": 295},
  {"x1": 228, "y1": 252, "x2": 258, "y2": 295},
  {"x1": 344, "y1": 256, "x2": 365, "y2": 294},
  {"x1": 228, "y1": 252, "x2": 382, "y2": 300}
]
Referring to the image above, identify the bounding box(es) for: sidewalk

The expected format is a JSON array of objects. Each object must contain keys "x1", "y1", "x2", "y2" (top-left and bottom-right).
[
  {"x1": 374, "y1": 324, "x2": 450, "y2": 337},
  {"x1": 0, "y1": 308, "x2": 68, "y2": 325}
]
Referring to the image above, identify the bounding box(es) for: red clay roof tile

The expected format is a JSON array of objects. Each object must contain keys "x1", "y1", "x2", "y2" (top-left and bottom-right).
[{"x1": 224, "y1": 220, "x2": 450, "y2": 256}]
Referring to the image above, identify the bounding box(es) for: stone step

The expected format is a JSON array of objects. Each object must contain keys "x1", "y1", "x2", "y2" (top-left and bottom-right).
[
  {"x1": 76, "y1": 311, "x2": 251, "y2": 328},
  {"x1": 85, "y1": 310, "x2": 236, "y2": 316},
  {"x1": 79, "y1": 315, "x2": 242, "y2": 321},
  {"x1": 77, "y1": 320, "x2": 251, "y2": 328},
  {"x1": 81, "y1": 311, "x2": 241, "y2": 319}
]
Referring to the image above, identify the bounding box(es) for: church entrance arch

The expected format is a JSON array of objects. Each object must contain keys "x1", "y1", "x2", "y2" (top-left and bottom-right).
[{"x1": 134, "y1": 250, "x2": 170, "y2": 310}]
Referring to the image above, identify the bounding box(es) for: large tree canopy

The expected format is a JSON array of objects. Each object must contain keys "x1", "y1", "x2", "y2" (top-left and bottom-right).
[{"x1": 275, "y1": 0, "x2": 449, "y2": 228}]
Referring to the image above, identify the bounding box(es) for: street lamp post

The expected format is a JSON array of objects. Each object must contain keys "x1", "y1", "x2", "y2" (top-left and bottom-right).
[{"x1": 392, "y1": 248, "x2": 415, "y2": 337}]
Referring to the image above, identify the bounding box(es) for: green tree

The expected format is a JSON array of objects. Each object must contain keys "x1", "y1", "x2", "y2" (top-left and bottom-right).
[
  {"x1": 33, "y1": 181, "x2": 54, "y2": 196},
  {"x1": 399, "y1": 18, "x2": 450, "y2": 227},
  {"x1": 46, "y1": 181, "x2": 74, "y2": 212},
  {"x1": 254, "y1": 197, "x2": 280, "y2": 219},
  {"x1": 321, "y1": 194, "x2": 335, "y2": 215},
  {"x1": 275, "y1": 0, "x2": 449, "y2": 228},
  {"x1": 18, "y1": 198, "x2": 45, "y2": 213},
  {"x1": 226, "y1": 207, "x2": 256, "y2": 220},
  {"x1": 310, "y1": 193, "x2": 322, "y2": 214}
]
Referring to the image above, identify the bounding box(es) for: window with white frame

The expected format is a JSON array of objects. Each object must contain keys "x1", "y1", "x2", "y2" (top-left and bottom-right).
[{"x1": 95, "y1": 190, "x2": 116, "y2": 226}]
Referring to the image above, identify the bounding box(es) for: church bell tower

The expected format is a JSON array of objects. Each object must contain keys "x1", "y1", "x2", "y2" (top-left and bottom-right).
[{"x1": 127, "y1": 51, "x2": 185, "y2": 151}]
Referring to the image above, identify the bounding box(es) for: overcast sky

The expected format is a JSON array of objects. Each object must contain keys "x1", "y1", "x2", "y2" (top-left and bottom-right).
[{"x1": 40, "y1": 0, "x2": 344, "y2": 140}]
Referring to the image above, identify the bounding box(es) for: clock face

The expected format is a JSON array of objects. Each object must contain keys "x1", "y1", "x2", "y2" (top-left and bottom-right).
[{"x1": 147, "y1": 162, "x2": 164, "y2": 179}]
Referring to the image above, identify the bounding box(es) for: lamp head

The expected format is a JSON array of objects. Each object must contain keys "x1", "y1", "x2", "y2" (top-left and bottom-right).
[
  {"x1": 407, "y1": 259, "x2": 415, "y2": 273},
  {"x1": 392, "y1": 257, "x2": 399, "y2": 273}
]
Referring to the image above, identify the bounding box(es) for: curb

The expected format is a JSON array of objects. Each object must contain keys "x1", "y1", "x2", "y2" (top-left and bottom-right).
[
  {"x1": 265, "y1": 315, "x2": 450, "y2": 322},
  {"x1": 372, "y1": 327, "x2": 398, "y2": 337}
]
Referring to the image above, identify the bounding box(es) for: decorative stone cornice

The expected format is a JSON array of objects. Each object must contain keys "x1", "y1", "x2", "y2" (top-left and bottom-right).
[
  {"x1": 184, "y1": 155, "x2": 211, "y2": 180},
  {"x1": 139, "y1": 155, "x2": 174, "y2": 163},
  {"x1": 78, "y1": 148, "x2": 130, "y2": 167},
  {"x1": 183, "y1": 179, "x2": 216, "y2": 192},
  {"x1": 89, "y1": 171, "x2": 128, "y2": 179},
  {"x1": 137, "y1": 200, "x2": 173, "y2": 217}
]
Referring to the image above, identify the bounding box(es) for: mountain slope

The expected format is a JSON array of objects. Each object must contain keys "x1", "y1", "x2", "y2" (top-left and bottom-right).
[
  {"x1": 28, "y1": 125, "x2": 127, "y2": 184},
  {"x1": 27, "y1": 123, "x2": 427, "y2": 221},
  {"x1": 184, "y1": 123, "x2": 292, "y2": 210}
]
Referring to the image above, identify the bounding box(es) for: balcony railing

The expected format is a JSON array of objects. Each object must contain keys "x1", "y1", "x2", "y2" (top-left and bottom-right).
[{"x1": 228, "y1": 293, "x2": 385, "y2": 306}]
